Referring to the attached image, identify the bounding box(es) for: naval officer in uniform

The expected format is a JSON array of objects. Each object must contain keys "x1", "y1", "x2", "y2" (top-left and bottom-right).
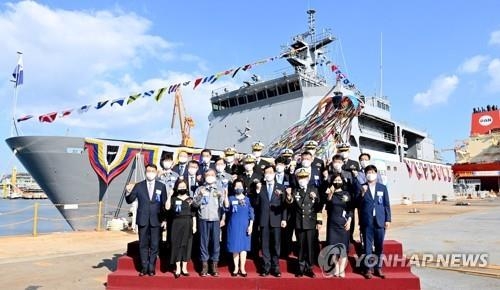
[
  {"x1": 251, "y1": 142, "x2": 270, "y2": 175},
  {"x1": 303, "y1": 140, "x2": 326, "y2": 174},
  {"x1": 286, "y1": 168, "x2": 320, "y2": 278}
]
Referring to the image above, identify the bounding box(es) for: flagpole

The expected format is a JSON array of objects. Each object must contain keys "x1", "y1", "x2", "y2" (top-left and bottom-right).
[{"x1": 11, "y1": 51, "x2": 22, "y2": 137}]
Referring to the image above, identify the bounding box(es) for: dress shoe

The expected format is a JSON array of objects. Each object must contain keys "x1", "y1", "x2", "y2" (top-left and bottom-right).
[
  {"x1": 148, "y1": 270, "x2": 156, "y2": 276},
  {"x1": 231, "y1": 272, "x2": 238, "y2": 277},
  {"x1": 139, "y1": 270, "x2": 147, "y2": 277},
  {"x1": 260, "y1": 271, "x2": 270, "y2": 277},
  {"x1": 295, "y1": 272, "x2": 304, "y2": 278},
  {"x1": 305, "y1": 270, "x2": 316, "y2": 278},
  {"x1": 174, "y1": 272, "x2": 181, "y2": 279},
  {"x1": 272, "y1": 271, "x2": 281, "y2": 278},
  {"x1": 374, "y1": 269, "x2": 385, "y2": 279},
  {"x1": 181, "y1": 271, "x2": 190, "y2": 277},
  {"x1": 239, "y1": 271, "x2": 248, "y2": 277},
  {"x1": 363, "y1": 271, "x2": 373, "y2": 279}
]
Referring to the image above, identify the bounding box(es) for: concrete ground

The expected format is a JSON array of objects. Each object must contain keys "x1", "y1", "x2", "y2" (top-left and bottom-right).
[{"x1": 0, "y1": 199, "x2": 499, "y2": 289}]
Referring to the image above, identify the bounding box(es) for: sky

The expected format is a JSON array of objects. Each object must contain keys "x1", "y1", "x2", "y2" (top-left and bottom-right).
[{"x1": 0, "y1": 0, "x2": 499, "y2": 174}]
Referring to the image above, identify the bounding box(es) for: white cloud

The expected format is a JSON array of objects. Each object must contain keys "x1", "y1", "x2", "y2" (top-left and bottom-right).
[
  {"x1": 0, "y1": 1, "x2": 243, "y2": 148},
  {"x1": 458, "y1": 55, "x2": 489, "y2": 74},
  {"x1": 413, "y1": 75, "x2": 459, "y2": 107},
  {"x1": 489, "y1": 30, "x2": 500, "y2": 46},
  {"x1": 487, "y1": 58, "x2": 500, "y2": 92}
]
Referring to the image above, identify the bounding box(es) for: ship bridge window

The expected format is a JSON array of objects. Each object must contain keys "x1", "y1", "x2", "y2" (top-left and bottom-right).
[
  {"x1": 220, "y1": 99, "x2": 229, "y2": 109},
  {"x1": 257, "y1": 91, "x2": 266, "y2": 101},
  {"x1": 238, "y1": 95, "x2": 248, "y2": 105},
  {"x1": 212, "y1": 101, "x2": 221, "y2": 111},
  {"x1": 248, "y1": 93, "x2": 257, "y2": 103},
  {"x1": 289, "y1": 80, "x2": 301, "y2": 92},
  {"x1": 106, "y1": 145, "x2": 119, "y2": 164},
  {"x1": 229, "y1": 98, "x2": 238, "y2": 107},
  {"x1": 278, "y1": 83, "x2": 289, "y2": 95},
  {"x1": 267, "y1": 87, "x2": 277, "y2": 98}
]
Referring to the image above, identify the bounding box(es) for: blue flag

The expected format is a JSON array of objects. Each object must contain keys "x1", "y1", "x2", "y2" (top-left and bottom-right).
[{"x1": 12, "y1": 55, "x2": 24, "y2": 87}]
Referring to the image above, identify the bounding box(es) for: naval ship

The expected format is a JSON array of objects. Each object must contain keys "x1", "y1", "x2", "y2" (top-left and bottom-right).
[{"x1": 5, "y1": 10, "x2": 453, "y2": 231}]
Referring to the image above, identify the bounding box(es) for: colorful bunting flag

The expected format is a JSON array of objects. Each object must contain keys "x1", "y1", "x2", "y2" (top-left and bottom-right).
[
  {"x1": 127, "y1": 93, "x2": 141, "y2": 105},
  {"x1": 17, "y1": 115, "x2": 33, "y2": 122},
  {"x1": 193, "y1": 78, "x2": 203, "y2": 89},
  {"x1": 78, "y1": 105, "x2": 91, "y2": 114},
  {"x1": 60, "y1": 109, "x2": 73, "y2": 117},
  {"x1": 142, "y1": 90, "x2": 154, "y2": 98},
  {"x1": 95, "y1": 100, "x2": 109, "y2": 110},
  {"x1": 111, "y1": 98, "x2": 125, "y2": 107},
  {"x1": 154, "y1": 88, "x2": 167, "y2": 102},
  {"x1": 231, "y1": 67, "x2": 242, "y2": 78},
  {"x1": 39, "y1": 112, "x2": 58, "y2": 123}
]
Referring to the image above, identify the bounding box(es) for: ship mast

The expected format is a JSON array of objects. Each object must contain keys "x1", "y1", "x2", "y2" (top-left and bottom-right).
[{"x1": 282, "y1": 9, "x2": 334, "y2": 83}]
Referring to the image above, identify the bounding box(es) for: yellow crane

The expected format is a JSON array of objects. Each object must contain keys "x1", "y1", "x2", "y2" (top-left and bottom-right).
[{"x1": 171, "y1": 88, "x2": 195, "y2": 147}]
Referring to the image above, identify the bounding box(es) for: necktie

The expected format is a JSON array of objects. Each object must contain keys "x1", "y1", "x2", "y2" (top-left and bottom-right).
[
  {"x1": 180, "y1": 164, "x2": 185, "y2": 175},
  {"x1": 148, "y1": 182, "x2": 153, "y2": 200},
  {"x1": 267, "y1": 183, "x2": 273, "y2": 200},
  {"x1": 190, "y1": 176, "x2": 195, "y2": 190}
]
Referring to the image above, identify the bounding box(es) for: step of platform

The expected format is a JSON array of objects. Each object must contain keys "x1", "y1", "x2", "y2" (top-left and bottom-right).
[{"x1": 107, "y1": 270, "x2": 420, "y2": 290}]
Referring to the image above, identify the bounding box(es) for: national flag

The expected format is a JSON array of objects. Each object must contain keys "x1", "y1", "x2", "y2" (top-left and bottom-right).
[
  {"x1": 12, "y1": 54, "x2": 24, "y2": 87},
  {"x1": 95, "y1": 100, "x2": 109, "y2": 110},
  {"x1": 111, "y1": 98, "x2": 126, "y2": 107},
  {"x1": 39, "y1": 112, "x2": 58, "y2": 123},
  {"x1": 17, "y1": 115, "x2": 33, "y2": 122},
  {"x1": 78, "y1": 105, "x2": 91, "y2": 114},
  {"x1": 127, "y1": 93, "x2": 141, "y2": 105},
  {"x1": 153, "y1": 87, "x2": 167, "y2": 101}
]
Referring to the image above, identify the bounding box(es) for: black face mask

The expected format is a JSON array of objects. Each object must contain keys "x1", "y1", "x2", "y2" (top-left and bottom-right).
[
  {"x1": 285, "y1": 158, "x2": 292, "y2": 165},
  {"x1": 177, "y1": 189, "x2": 188, "y2": 195},
  {"x1": 332, "y1": 182, "x2": 343, "y2": 189}
]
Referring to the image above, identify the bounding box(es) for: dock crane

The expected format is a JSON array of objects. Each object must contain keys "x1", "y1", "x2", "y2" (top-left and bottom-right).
[{"x1": 171, "y1": 88, "x2": 195, "y2": 147}]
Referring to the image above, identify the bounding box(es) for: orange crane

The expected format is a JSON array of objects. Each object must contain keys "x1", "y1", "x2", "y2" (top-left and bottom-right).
[{"x1": 171, "y1": 88, "x2": 195, "y2": 147}]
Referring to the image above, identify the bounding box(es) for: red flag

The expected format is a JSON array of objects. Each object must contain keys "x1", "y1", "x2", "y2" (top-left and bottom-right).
[
  {"x1": 331, "y1": 64, "x2": 338, "y2": 72},
  {"x1": 39, "y1": 112, "x2": 58, "y2": 123},
  {"x1": 17, "y1": 115, "x2": 33, "y2": 122},
  {"x1": 61, "y1": 109, "x2": 73, "y2": 117},
  {"x1": 193, "y1": 78, "x2": 202, "y2": 89}
]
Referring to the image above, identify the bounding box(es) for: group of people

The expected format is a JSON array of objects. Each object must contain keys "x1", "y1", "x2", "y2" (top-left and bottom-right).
[{"x1": 125, "y1": 140, "x2": 391, "y2": 279}]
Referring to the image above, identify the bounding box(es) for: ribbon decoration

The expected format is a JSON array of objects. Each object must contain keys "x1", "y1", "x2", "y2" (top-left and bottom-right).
[
  {"x1": 265, "y1": 65, "x2": 364, "y2": 160},
  {"x1": 175, "y1": 202, "x2": 182, "y2": 213},
  {"x1": 17, "y1": 52, "x2": 293, "y2": 124}
]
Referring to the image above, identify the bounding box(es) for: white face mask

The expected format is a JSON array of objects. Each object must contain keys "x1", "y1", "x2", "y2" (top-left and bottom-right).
[
  {"x1": 264, "y1": 174, "x2": 275, "y2": 182},
  {"x1": 301, "y1": 160, "x2": 311, "y2": 168},
  {"x1": 162, "y1": 161, "x2": 173, "y2": 169},
  {"x1": 360, "y1": 160, "x2": 369, "y2": 169},
  {"x1": 216, "y1": 165, "x2": 225, "y2": 173},
  {"x1": 276, "y1": 165, "x2": 285, "y2": 173},
  {"x1": 253, "y1": 151, "x2": 262, "y2": 158},
  {"x1": 366, "y1": 173, "x2": 377, "y2": 182},
  {"x1": 202, "y1": 157, "x2": 211, "y2": 164},
  {"x1": 333, "y1": 163, "x2": 343, "y2": 172},
  {"x1": 188, "y1": 168, "x2": 197, "y2": 175},
  {"x1": 146, "y1": 172, "x2": 156, "y2": 181},
  {"x1": 298, "y1": 179, "x2": 308, "y2": 188},
  {"x1": 178, "y1": 156, "x2": 188, "y2": 164},
  {"x1": 225, "y1": 156, "x2": 234, "y2": 163},
  {"x1": 205, "y1": 176, "x2": 216, "y2": 184},
  {"x1": 341, "y1": 152, "x2": 349, "y2": 159},
  {"x1": 244, "y1": 163, "x2": 254, "y2": 171}
]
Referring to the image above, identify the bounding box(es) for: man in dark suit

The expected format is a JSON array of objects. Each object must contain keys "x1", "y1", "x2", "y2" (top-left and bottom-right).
[
  {"x1": 172, "y1": 150, "x2": 189, "y2": 180},
  {"x1": 239, "y1": 154, "x2": 263, "y2": 191},
  {"x1": 223, "y1": 147, "x2": 241, "y2": 176},
  {"x1": 286, "y1": 168, "x2": 320, "y2": 278},
  {"x1": 198, "y1": 149, "x2": 216, "y2": 177},
  {"x1": 253, "y1": 165, "x2": 287, "y2": 277},
  {"x1": 125, "y1": 164, "x2": 167, "y2": 276},
  {"x1": 275, "y1": 156, "x2": 294, "y2": 257},
  {"x1": 357, "y1": 165, "x2": 391, "y2": 279},
  {"x1": 337, "y1": 143, "x2": 360, "y2": 173},
  {"x1": 252, "y1": 142, "x2": 271, "y2": 175}
]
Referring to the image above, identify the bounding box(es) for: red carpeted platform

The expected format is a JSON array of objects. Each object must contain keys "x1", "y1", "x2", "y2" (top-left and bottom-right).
[{"x1": 107, "y1": 240, "x2": 420, "y2": 290}]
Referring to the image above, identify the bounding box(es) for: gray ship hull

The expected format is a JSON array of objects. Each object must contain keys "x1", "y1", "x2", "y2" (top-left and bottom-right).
[{"x1": 5, "y1": 136, "x2": 199, "y2": 230}]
